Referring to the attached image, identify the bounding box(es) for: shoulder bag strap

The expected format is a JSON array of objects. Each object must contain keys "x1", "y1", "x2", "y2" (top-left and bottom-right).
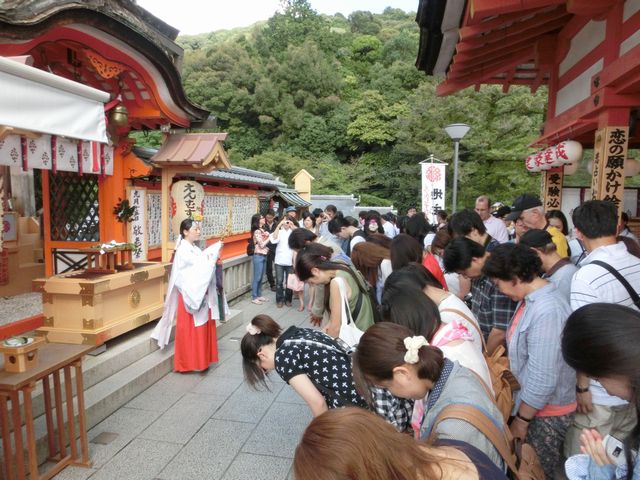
[
  {"x1": 336, "y1": 274, "x2": 364, "y2": 322},
  {"x1": 429, "y1": 404, "x2": 519, "y2": 475},
  {"x1": 440, "y1": 307, "x2": 488, "y2": 353},
  {"x1": 590, "y1": 260, "x2": 640, "y2": 309},
  {"x1": 334, "y1": 276, "x2": 356, "y2": 327}
]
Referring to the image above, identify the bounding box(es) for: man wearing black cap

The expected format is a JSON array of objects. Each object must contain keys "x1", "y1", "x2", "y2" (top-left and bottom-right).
[
  {"x1": 520, "y1": 229, "x2": 577, "y2": 301},
  {"x1": 506, "y1": 194, "x2": 569, "y2": 257}
]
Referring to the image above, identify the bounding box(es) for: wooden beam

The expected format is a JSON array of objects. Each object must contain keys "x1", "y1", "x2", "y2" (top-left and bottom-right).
[
  {"x1": 566, "y1": 0, "x2": 615, "y2": 17},
  {"x1": 439, "y1": 49, "x2": 535, "y2": 95},
  {"x1": 120, "y1": 75, "x2": 145, "y2": 108},
  {"x1": 456, "y1": 13, "x2": 570, "y2": 53},
  {"x1": 0, "y1": 126, "x2": 41, "y2": 140},
  {"x1": 454, "y1": 34, "x2": 546, "y2": 65},
  {"x1": 449, "y1": 45, "x2": 535, "y2": 79},
  {"x1": 459, "y1": 7, "x2": 544, "y2": 40},
  {"x1": 470, "y1": 0, "x2": 564, "y2": 21}
]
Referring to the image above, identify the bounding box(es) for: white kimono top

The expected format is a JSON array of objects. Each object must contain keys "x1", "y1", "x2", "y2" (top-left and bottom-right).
[{"x1": 151, "y1": 239, "x2": 228, "y2": 348}]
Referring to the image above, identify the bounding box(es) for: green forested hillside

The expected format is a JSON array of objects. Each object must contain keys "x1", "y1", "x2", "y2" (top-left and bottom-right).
[{"x1": 171, "y1": 0, "x2": 550, "y2": 210}]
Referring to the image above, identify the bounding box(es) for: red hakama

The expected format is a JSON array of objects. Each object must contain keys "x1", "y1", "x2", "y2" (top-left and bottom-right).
[{"x1": 174, "y1": 292, "x2": 219, "y2": 372}]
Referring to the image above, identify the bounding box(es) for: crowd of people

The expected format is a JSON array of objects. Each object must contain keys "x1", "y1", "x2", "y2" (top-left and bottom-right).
[{"x1": 162, "y1": 195, "x2": 639, "y2": 479}]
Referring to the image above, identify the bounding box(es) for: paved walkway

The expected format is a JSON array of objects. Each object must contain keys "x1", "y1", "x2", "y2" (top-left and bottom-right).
[{"x1": 54, "y1": 296, "x2": 311, "y2": 480}]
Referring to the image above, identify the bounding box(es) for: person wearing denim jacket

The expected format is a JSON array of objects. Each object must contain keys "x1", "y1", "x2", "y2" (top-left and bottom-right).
[{"x1": 484, "y1": 243, "x2": 576, "y2": 479}]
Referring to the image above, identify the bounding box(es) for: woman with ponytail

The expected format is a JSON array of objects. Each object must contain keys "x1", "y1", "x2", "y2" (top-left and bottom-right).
[
  {"x1": 240, "y1": 314, "x2": 367, "y2": 417},
  {"x1": 353, "y1": 322, "x2": 506, "y2": 469}
]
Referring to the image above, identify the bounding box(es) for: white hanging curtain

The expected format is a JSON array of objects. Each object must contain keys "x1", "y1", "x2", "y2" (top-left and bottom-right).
[{"x1": 0, "y1": 56, "x2": 109, "y2": 143}]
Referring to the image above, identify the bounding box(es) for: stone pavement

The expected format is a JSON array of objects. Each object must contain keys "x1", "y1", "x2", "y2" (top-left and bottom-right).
[{"x1": 53, "y1": 296, "x2": 312, "y2": 480}]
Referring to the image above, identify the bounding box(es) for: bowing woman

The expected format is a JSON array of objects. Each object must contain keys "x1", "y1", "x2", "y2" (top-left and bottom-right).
[
  {"x1": 241, "y1": 314, "x2": 367, "y2": 417},
  {"x1": 152, "y1": 218, "x2": 229, "y2": 372}
]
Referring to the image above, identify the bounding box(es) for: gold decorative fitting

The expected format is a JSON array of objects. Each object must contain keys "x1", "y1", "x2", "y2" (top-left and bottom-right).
[
  {"x1": 130, "y1": 271, "x2": 149, "y2": 284},
  {"x1": 79, "y1": 283, "x2": 94, "y2": 295},
  {"x1": 42, "y1": 293, "x2": 54, "y2": 304},
  {"x1": 133, "y1": 313, "x2": 150, "y2": 327},
  {"x1": 129, "y1": 289, "x2": 141, "y2": 308},
  {"x1": 82, "y1": 49, "x2": 127, "y2": 79},
  {"x1": 163, "y1": 265, "x2": 171, "y2": 282},
  {"x1": 43, "y1": 316, "x2": 54, "y2": 327},
  {"x1": 81, "y1": 295, "x2": 94, "y2": 307},
  {"x1": 83, "y1": 318, "x2": 95, "y2": 330}
]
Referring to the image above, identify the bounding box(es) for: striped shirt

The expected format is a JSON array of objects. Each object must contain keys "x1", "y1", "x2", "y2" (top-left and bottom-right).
[
  {"x1": 570, "y1": 241, "x2": 640, "y2": 406},
  {"x1": 570, "y1": 242, "x2": 640, "y2": 309}
]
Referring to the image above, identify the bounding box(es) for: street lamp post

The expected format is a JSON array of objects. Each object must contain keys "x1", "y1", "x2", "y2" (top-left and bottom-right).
[{"x1": 444, "y1": 123, "x2": 471, "y2": 213}]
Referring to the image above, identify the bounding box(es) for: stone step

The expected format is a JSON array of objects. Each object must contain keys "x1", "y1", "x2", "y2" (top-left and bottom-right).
[{"x1": 0, "y1": 307, "x2": 244, "y2": 474}]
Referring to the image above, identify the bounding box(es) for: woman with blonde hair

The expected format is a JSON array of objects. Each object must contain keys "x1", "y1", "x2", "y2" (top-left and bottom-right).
[{"x1": 294, "y1": 407, "x2": 506, "y2": 480}]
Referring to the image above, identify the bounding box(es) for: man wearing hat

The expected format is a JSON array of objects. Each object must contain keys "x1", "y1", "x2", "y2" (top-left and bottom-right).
[
  {"x1": 284, "y1": 206, "x2": 300, "y2": 226},
  {"x1": 506, "y1": 194, "x2": 569, "y2": 257},
  {"x1": 519, "y1": 229, "x2": 577, "y2": 301}
]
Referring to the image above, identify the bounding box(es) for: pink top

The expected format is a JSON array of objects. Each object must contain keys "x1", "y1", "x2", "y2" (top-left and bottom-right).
[{"x1": 253, "y1": 229, "x2": 270, "y2": 255}]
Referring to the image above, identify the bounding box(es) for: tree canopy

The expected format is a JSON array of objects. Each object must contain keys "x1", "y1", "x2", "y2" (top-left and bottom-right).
[{"x1": 148, "y1": 1, "x2": 553, "y2": 211}]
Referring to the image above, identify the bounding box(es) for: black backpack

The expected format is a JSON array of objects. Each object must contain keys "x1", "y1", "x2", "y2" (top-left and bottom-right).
[{"x1": 246, "y1": 234, "x2": 255, "y2": 256}]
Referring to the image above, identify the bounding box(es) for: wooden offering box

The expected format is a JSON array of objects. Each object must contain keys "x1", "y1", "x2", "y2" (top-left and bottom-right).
[
  {"x1": 0, "y1": 336, "x2": 46, "y2": 372},
  {"x1": 80, "y1": 245, "x2": 135, "y2": 274},
  {"x1": 33, "y1": 262, "x2": 169, "y2": 345}
]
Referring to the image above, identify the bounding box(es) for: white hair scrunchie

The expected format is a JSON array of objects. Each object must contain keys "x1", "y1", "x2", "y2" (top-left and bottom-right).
[
  {"x1": 403, "y1": 336, "x2": 429, "y2": 364},
  {"x1": 246, "y1": 323, "x2": 261, "y2": 335}
]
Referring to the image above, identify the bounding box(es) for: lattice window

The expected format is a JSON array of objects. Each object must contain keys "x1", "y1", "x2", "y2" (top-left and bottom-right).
[
  {"x1": 33, "y1": 169, "x2": 43, "y2": 213},
  {"x1": 49, "y1": 172, "x2": 100, "y2": 242},
  {"x1": 259, "y1": 198, "x2": 270, "y2": 215}
]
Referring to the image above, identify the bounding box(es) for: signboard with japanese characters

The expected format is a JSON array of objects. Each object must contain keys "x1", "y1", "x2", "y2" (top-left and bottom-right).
[
  {"x1": 593, "y1": 126, "x2": 628, "y2": 215},
  {"x1": 543, "y1": 168, "x2": 564, "y2": 211},
  {"x1": 591, "y1": 128, "x2": 606, "y2": 200},
  {"x1": 146, "y1": 192, "x2": 161, "y2": 248},
  {"x1": 421, "y1": 162, "x2": 447, "y2": 225},
  {"x1": 127, "y1": 187, "x2": 147, "y2": 261},
  {"x1": 170, "y1": 180, "x2": 205, "y2": 236}
]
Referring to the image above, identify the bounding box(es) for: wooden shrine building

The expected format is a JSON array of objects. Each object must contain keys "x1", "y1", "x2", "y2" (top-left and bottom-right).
[{"x1": 416, "y1": 0, "x2": 640, "y2": 213}]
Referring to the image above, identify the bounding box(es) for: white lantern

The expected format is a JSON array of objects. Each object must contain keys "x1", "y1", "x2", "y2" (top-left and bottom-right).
[
  {"x1": 555, "y1": 141, "x2": 582, "y2": 165},
  {"x1": 171, "y1": 180, "x2": 205, "y2": 236}
]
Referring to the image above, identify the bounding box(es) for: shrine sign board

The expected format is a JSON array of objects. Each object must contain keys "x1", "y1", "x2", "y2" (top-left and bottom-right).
[
  {"x1": 421, "y1": 162, "x2": 447, "y2": 225},
  {"x1": 543, "y1": 168, "x2": 564, "y2": 211},
  {"x1": 592, "y1": 127, "x2": 628, "y2": 216}
]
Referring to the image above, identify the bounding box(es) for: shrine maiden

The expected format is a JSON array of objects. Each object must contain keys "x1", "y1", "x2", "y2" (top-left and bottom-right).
[{"x1": 152, "y1": 218, "x2": 228, "y2": 372}]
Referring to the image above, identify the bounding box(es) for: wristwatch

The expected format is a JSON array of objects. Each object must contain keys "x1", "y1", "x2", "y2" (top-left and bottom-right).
[{"x1": 576, "y1": 385, "x2": 590, "y2": 393}]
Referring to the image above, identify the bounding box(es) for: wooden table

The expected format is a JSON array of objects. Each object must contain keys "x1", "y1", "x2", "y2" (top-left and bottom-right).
[{"x1": 0, "y1": 343, "x2": 95, "y2": 480}]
